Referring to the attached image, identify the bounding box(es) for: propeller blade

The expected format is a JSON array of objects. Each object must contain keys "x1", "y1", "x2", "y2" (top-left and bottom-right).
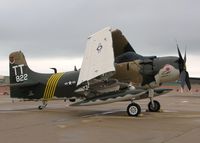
[
  {"x1": 184, "y1": 49, "x2": 187, "y2": 63},
  {"x1": 180, "y1": 70, "x2": 186, "y2": 89},
  {"x1": 177, "y1": 44, "x2": 183, "y2": 62},
  {"x1": 177, "y1": 44, "x2": 191, "y2": 91},
  {"x1": 185, "y1": 71, "x2": 191, "y2": 90}
]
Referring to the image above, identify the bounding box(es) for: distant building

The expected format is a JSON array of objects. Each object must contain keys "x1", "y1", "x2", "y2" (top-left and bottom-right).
[
  {"x1": 0, "y1": 75, "x2": 9, "y2": 84},
  {"x1": 0, "y1": 75, "x2": 10, "y2": 95}
]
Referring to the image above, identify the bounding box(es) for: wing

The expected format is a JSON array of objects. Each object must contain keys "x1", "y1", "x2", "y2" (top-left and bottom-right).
[
  {"x1": 77, "y1": 27, "x2": 115, "y2": 86},
  {"x1": 77, "y1": 27, "x2": 136, "y2": 86},
  {"x1": 72, "y1": 87, "x2": 146, "y2": 106},
  {"x1": 111, "y1": 28, "x2": 135, "y2": 57},
  {"x1": 75, "y1": 27, "x2": 172, "y2": 106},
  {"x1": 71, "y1": 87, "x2": 172, "y2": 106}
]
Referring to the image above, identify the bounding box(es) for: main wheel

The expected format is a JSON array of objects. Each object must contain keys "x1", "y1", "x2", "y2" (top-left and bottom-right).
[
  {"x1": 148, "y1": 100, "x2": 160, "y2": 112},
  {"x1": 127, "y1": 103, "x2": 141, "y2": 117}
]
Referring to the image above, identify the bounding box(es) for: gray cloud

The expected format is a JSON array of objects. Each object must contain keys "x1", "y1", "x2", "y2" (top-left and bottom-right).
[{"x1": 0, "y1": 0, "x2": 200, "y2": 60}]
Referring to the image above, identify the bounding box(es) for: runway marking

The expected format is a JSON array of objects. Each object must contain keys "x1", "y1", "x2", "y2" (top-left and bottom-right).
[
  {"x1": 164, "y1": 110, "x2": 178, "y2": 113},
  {"x1": 81, "y1": 109, "x2": 125, "y2": 118},
  {"x1": 43, "y1": 73, "x2": 64, "y2": 100},
  {"x1": 100, "y1": 110, "x2": 125, "y2": 115},
  {"x1": 181, "y1": 100, "x2": 189, "y2": 103},
  {"x1": 81, "y1": 109, "x2": 146, "y2": 119},
  {"x1": 57, "y1": 125, "x2": 67, "y2": 129}
]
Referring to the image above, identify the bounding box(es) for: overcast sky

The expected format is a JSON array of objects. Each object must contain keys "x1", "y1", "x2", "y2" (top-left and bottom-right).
[{"x1": 1, "y1": 0, "x2": 200, "y2": 76}]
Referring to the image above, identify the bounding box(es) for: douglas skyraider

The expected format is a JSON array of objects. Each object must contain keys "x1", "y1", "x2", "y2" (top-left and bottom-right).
[{"x1": 7, "y1": 27, "x2": 191, "y2": 117}]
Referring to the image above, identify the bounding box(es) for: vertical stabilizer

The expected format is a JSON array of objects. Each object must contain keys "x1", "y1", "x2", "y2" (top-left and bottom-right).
[{"x1": 9, "y1": 51, "x2": 41, "y2": 99}]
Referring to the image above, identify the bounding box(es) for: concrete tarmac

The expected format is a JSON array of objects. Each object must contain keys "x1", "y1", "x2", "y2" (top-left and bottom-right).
[{"x1": 0, "y1": 93, "x2": 200, "y2": 143}]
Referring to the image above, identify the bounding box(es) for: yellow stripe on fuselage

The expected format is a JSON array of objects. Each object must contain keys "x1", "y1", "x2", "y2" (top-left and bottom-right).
[{"x1": 43, "y1": 73, "x2": 64, "y2": 100}]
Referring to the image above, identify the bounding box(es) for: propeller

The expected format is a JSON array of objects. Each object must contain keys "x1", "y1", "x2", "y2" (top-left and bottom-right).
[{"x1": 177, "y1": 44, "x2": 191, "y2": 90}]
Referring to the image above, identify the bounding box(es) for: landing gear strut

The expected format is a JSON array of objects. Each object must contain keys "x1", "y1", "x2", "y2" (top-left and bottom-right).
[
  {"x1": 127, "y1": 102, "x2": 141, "y2": 117},
  {"x1": 38, "y1": 100, "x2": 47, "y2": 110},
  {"x1": 148, "y1": 89, "x2": 160, "y2": 112}
]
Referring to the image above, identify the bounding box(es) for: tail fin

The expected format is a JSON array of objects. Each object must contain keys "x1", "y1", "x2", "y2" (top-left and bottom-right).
[
  {"x1": 9, "y1": 51, "x2": 31, "y2": 84},
  {"x1": 9, "y1": 51, "x2": 40, "y2": 99}
]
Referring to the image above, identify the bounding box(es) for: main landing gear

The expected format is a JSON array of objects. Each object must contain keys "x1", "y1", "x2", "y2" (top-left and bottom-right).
[
  {"x1": 126, "y1": 89, "x2": 161, "y2": 117},
  {"x1": 38, "y1": 100, "x2": 48, "y2": 110},
  {"x1": 127, "y1": 102, "x2": 141, "y2": 116},
  {"x1": 148, "y1": 100, "x2": 160, "y2": 112},
  {"x1": 148, "y1": 89, "x2": 160, "y2": 112}
]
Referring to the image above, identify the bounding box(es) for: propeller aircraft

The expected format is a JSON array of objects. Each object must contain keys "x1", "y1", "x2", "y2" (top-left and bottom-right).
[{"x1": 6, "y1": 27, "x2": 191, "y2": 117}]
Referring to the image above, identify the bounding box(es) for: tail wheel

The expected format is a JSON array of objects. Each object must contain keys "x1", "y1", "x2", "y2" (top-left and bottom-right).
[
  {"x1": 38, "y1": 105, "x2": 44, "y2": 110},
  {"x1": 38, "y1": 100, "x2": 47, "y2": 110},
  {"x1": 148, "y1": 100, "x2": 160, "y2": 112},
  {"x1": 127, "y1": 103, "x2": 141, "y2": 117}
]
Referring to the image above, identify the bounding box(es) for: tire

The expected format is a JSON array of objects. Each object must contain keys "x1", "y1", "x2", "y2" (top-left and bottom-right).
[
  {"x1": 38, "y1": 106, "x2": 43, "y2": 110},
  {"x1": 127, "y1": 103, "x2": 141, "y2": 117},
  {"x1": 148, "y1": 100, "x2": 160, "y2": 112}
]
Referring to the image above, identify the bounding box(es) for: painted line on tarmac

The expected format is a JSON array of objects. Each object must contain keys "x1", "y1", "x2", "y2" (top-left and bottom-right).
[
  {"x1": 181, "y1": 100, "x2": 189, "y2": 103},
  {"x1": 81, "y1": 109, "x2": 125, "y2": 118}
]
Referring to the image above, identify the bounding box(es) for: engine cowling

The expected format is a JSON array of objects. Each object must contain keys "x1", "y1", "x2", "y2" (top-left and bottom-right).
[{"x1": 154, "y1": 64, "x2": 180, "y2": 84}]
